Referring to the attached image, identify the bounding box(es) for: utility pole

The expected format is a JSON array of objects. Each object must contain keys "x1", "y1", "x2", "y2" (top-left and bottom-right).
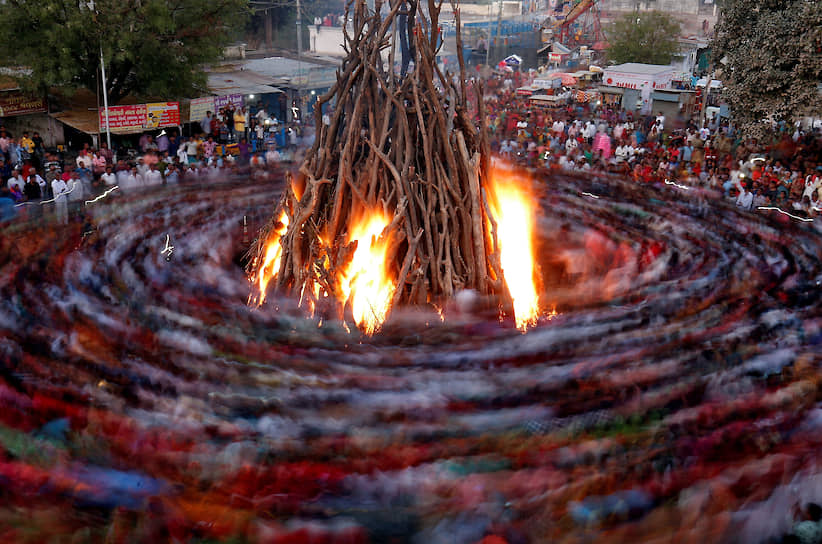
[
  {"x1": 491, "y1": 0, "x2": 503, "y2": 67},
  {"x1": 296, "y1": 0, "x2": 303, "y2": 64},
  {"x1": 100, "y1": 45, "x2": 111, "y2": 150},
  {"x1": 484, "y1": 2, "x2": 491, "y2": 66},
  {"x1": 264, "y1": 8, "x2": 273, "y2": 50}
]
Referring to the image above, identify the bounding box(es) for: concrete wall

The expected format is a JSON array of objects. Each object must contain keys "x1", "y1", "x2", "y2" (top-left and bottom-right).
[
  {"x1": 308, "y1": 25, "x2": 345, "y2": 57},
  {"x1": 308, "y1": 25, "x2": 391, "y2": 62},
  {"x1": 2, "y1": 113, "x2": 65, "y2": 147},
  {"x1": 441, "y1": 1, "x2": 522, "y2": 18},
  {"x1": 599, "y1": 0, "x2": 703, "y2": 15}
]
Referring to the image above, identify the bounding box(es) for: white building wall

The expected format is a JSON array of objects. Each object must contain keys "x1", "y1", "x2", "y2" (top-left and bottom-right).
[
  {"x1": 599, "y1": 0, "x2": 703, "y2": 15},
  {"x1": 308, "y1": 26, "x2": 346, "y2": 57}
]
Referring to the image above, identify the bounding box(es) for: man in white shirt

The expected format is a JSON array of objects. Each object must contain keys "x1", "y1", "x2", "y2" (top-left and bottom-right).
[
  {"x1": 185, "y1": 137, "x2": 199, "y2": 164},
  {"x1": 265, "y1": 146, "x2": 281, "y2": 165},
  {"x1": 136, "y1": 157, "x2": 149, "y2": 179},
  {"x1": 255, "y1": 107, "x2": 268, "y2": 126},
  {"x1": 176, "y1": 144, "x2": 188, "y2": 165},
  {"x1": 614, "y1": 145, "x2": 627, "y2": 163},
  {"x1": 164, "y1": 164, "x2": 180, "y2": 184},
  {"x1": 552, "y1": 119, "x2": 565, "y2": 136},
  {"x1": 122, "y1": 167, "x2": 143, "y2": 193},
  {"x1": 116, "y1": 164, "x2": 130, "y2": 186},
  {"x1": 51, "y1": 176, "x2": 69, "y2": 224},
  {"x1": 736, "y1": 187, "x2": 754, "y2": 210},
  {"x1": 100, "y1": 166, "x2": 117, "y2": 187},
  {"x1": 699, "y1": 124, "x2": 711, "y2": 140},
  {"x1": 201, "y1": 111, "x2": 213, "y2": 136},
  {"x1": 144, "y1": 163, "x2": 163, "y2": 186},
  {"x1": 583, "y1": 121, "x2": 596, "y2": 142},
  {"x1": 31, "y1": 171, "x2": 47, "y2": 195},
  {"x1": 7, "y1": 169, "x2": 24, "y2": 192},
  {"x1": 499, "y1": 139, "x2": 511, "y2": 158}
]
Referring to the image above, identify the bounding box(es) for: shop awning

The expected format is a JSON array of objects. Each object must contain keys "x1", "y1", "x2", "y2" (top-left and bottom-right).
[
  {"x1": 597, "y1": 85, "x2": 624, "y2": 95},
  {"x1": 207, "y1": 71, "x2": 283, "y2": 97},
  {"x1": 651, "y1": 91, "x2": 681, "y2": 102},
  {"x1": 50, "y1": 109, "x2": 99, "y2": 135}
]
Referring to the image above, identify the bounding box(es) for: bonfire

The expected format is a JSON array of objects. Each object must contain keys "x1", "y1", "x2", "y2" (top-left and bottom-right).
[{"x1": 250, "y1": 0, "x2": 541, "y2": 333}]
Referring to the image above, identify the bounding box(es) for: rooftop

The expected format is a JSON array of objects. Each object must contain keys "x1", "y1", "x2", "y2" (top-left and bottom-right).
[{"x1": 606, "y1": 63, "x2": 674, "y2": 74}]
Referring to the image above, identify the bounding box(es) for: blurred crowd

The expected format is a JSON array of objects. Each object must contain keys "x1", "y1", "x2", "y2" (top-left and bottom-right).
[
  {"x1": 0, "y1": 123, "x2": 308, "y2": 224},
  {"x1": 476, "y1": 82, "x2": 822, "y2": 219}
]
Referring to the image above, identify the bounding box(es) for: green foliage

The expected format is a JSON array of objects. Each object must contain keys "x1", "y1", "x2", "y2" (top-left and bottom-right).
[
  {"x1": 712, "y1": 0, "x2": 822, "y2": 136},
  {"x1": 0, "y1": 0, "x2": 249, "y2": 103},
  {"x1": 606, "y1": 11, "x2": 682, "y2": 66}
]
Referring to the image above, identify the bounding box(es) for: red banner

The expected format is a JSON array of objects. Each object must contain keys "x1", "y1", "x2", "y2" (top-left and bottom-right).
[
  {"x1": 99, "y1": 103, "x2": 180, "y2": 133},
  {"x1": 146, "y1": 102, "x2": 180, "y2": 129},
  {"x1": 99, "y1": 104, "x2": 147, "y2": 133},
  {"x1": 0, "y1": 93, "x2": 47, "y2": 117}
]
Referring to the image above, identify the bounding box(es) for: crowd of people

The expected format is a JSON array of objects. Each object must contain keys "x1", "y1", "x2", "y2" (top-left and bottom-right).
[
  {"x1": 4, "y1": 74, "x2": 822, "y2": 226},
  {"x1": 0, "y1": 122, "x2": 308, "y2": 224},
  {"x1": 476, "y1": 78, "x2": 822, "y2": 219}
]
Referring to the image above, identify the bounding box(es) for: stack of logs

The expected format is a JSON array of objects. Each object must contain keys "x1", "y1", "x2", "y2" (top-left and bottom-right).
[{"x1": 250, "y1": 0, "x2": 506, "y2": 318}]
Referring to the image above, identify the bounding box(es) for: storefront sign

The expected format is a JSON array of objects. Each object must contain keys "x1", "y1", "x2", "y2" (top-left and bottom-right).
[
  {"x1": 146, "y1": 102, "x2": 180, "y2": 129},
  {"x1": 214, "y1": 94, "x2": 244, "y2": 110},
  {"x1": 99, "y1": 104, "x2": 147, "y2": 133},
  {"x1": 549, "y1": 53, "x2": 562, "y2": 63},
  {"x1": 533, "y1": 78, "x2": 560, "y2": 89},
  {"x1": 0, "y1": 93, "x2": 47, "y2": 117},
  {"x1": 603, "y1": 69, "x2": 673, "y2": 91},
  {"x1": 189, "y1": 96, "x2": 214, "y2": 123},
  {"x1": 99, "y1": 102, "x2": 180, "y2": 133}
]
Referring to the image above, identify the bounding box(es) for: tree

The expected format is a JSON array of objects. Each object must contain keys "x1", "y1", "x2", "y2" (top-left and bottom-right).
[
  {"x1": 0, "y1": 0, "x2": 248, "y2": 104},
  {"x1": 712, "y1": 0, "x2": 822, "y2": 136},
  {"x1": 606, "y1": 11, "x2": 682, "y2": 66}
]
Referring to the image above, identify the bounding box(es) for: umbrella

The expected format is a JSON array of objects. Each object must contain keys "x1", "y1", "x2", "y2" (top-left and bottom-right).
[{"x1": 504, "y1": 54, "x2": 523, "y2": 66}]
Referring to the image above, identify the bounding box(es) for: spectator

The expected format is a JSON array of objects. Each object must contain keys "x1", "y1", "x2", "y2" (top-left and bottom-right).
[
  {"x1": 144, "y1": 163, "x2": 163, "y2": 186},
  {"x1": 7, "y1": 168, "x2": 25, "y2": 192}
]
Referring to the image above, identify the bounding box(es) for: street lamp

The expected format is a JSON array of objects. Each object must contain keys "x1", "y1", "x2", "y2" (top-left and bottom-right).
[{"x1": 83, "y1": 1, "x2": 111, "y2": 149}]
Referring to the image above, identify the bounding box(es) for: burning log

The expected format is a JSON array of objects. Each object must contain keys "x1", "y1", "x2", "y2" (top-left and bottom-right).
[{"x1": 250, "y1": 0, "x2": 539, "y2": 333}]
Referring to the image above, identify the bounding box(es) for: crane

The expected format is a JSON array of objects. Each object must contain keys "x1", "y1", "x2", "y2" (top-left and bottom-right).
[{"x1": 543, "y1": 0, "x2": 605, "y2": 47}]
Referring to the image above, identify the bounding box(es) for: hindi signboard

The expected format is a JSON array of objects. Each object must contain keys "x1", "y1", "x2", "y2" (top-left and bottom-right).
[
  {"x1": 99, "y1": 104, "x2": 147, "y2": 133},
  {"x1": 0, "y1": 93, "x2": 47, "y2": 117},
  {"x1": 99, "y1": 102, "x2": 180, "y2": 133},
  {"x1": 214, "y1": 94, "x2": 244, "y2": 110},
  {"x1": 146, "y1": 102, "x2": 180, "y2": 129},
  {"x1": 603, "y1": 68, "x2": 673, "y2": 91},
  {"x1": 189, "y1": 96, "x2": 214, "y2": 123}
]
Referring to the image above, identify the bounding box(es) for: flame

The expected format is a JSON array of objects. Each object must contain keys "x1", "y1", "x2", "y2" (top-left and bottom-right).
[
  {"x1": 486, "y1": 166, "x2": 540, "y2": 331},
  {"x1": 253, "y1": 210, "x2": 289, "y2": 305},
  {"x1": 339, "y1": 211, "x2": 396, "y2": 335}
]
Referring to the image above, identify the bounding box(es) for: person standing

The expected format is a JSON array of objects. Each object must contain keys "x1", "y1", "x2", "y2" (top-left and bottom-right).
[
  {"x1": 66, "y1": 171, "x2": 85, "y2": 220},
  {"x1": 234, "y1": 107, "x2": 247, "y2": 141},
  {"x1": 122, "y1": 166, "x2": 144, "y2": 194},
  {"x1": 23, "y1": 174, "x2": 42, "y2": 221},
  {"x1": 100, "y1": 165, "x2": 117, "y2": 187},
  {"x1": 156, "y1": 130, "x2": 170, "y2": 154},
  {"x1": 202, "y1": 136, "x2": 217, "y2": 163},
  {"x1": 51, "y1": 175, "x2": 69, "y2": 224},
  {"x1": 185, "y1": 136, "x2": 199, "y2": 165},
  {"x1": 201, "y1": 111, "x2": 213, "y2": 137},
  {"x1": 7, "y1": 169, "x2": 24, "y2": 192},
  {"x1": 144, "y1": 163, "x2": 163, "y2": 186},
  {"x1": 98, "y1": 141, "x2": 114, "y2": 165}
]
